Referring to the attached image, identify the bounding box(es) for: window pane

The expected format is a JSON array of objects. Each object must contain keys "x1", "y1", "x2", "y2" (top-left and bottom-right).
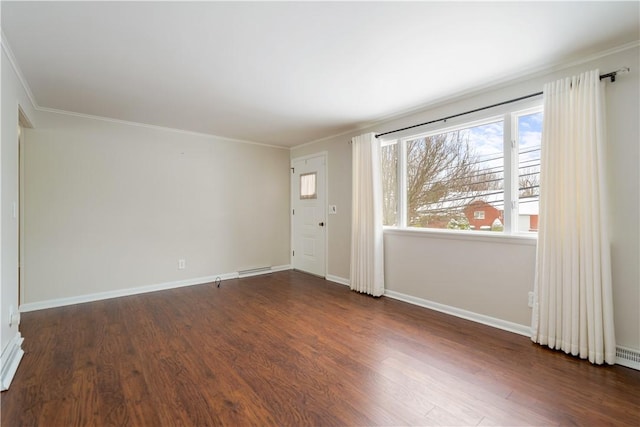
[
  {"x1": 406, "y1": 121, "x2": 504, "y2": 231},
  {"x1": 381, "y1": 142, "x2": 398, "y2": 226},
  {"x1": 517, "y1": 112, "x2": 542, "y2": 232},
  {"x1": 300, "y1": 172, "x2": 317, "y2": 199}
]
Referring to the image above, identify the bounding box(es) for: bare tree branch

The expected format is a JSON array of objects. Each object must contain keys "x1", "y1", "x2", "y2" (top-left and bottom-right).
[{"x1": 381, "y1": 130, "x2": 503, "y2": 227}]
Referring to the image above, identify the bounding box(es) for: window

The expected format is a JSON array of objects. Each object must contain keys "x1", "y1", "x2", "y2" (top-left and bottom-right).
[
  {"x1": 300, "y1": 172, "x2": 317, "y2": 199},
  {"x1": 381, "y1": 105, "x2": 542, "y2": 234},
  {"x1": 381, "y1": 142, "x2": 398, "y2": 226},
  {"x1": 515, "y1": 110, "x2": 542, "y2": 232}
]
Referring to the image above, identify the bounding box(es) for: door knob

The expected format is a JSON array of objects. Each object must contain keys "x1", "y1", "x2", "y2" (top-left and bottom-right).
[{"x1": 319, "y1": 222, "x2": 325, "y2": 227}]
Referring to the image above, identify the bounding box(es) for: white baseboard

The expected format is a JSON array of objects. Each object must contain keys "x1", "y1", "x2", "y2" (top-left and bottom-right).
[
  {"x1": 19, "y1": 265, "x2": 291, "y2": 313},
  {"x1": 18, "y1": 270, "x2": 637, "y2": 371},
  {"x1": 1, "y1": 332, "x2": 24, "y2": 391},
  {"x1": 384, "y1": 289, "x2": 639, "y2": 371},
  {"x1": 271, "y1": 264, "x2": 292, "y2": 273},
  {"x1": 384, "y1": 289, "x2": 531, "y2": 337},
  {"x1": 326, "y1": 274, "x2": 350, "y2": 287}
]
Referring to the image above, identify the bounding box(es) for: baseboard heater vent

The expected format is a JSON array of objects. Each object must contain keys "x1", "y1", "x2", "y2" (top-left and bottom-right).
[
  {"x1": 616, "y1": 346, "x2": 640, "y2": 370},
  {"x1": 238, "y1": 266, "x2": 272, "y2": 279}
]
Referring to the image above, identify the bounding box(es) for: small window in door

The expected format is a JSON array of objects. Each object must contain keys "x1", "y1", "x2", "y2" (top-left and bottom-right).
[{"x1": 300, "y1": 172, "x2": 317, "y2": 199}]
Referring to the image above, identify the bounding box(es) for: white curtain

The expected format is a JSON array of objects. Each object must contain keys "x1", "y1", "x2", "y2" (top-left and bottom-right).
[
  {"x1": 350, "y1": 132, "x2": 384, "y2": 297},
  {"x1": 532, "y1": 69, "x2": 616, "y2": 364}
]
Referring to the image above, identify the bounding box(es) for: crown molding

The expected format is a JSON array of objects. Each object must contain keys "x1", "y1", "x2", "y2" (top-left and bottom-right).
[
  {"x1": 294, "y1": 40, "x2": 640, "y2": 149},
  {"x1": 2, "y1": 31, "x2": 288, "y2": 150},
  {"x1": 36, "y1": 106, "x2": 290, "y2": 150},
  {"x1": 4, "y1": 27, "x2": 637, "y2": 152},
  {"x1": 1, "y1": 30, "x2": 38, "y2": 111},
  {"x1": 373, "y1": 40, "x2": 640, "y2": 130}
]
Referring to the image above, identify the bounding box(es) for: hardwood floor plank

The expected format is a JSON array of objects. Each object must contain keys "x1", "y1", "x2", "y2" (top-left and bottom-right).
[
  {"x1": 423, "y1": 405, "x2": 478, "y2": 426},
  {"x1": 123, "y1": 294, "x2": 225, "y2": 426},
  {"x1": 197, "y1": 281, "x2": 385, "y2": 425},
  {"x1": 2, "y1": 270, "x2": 639, "y2": 426},
  {"x1": 380, "y1": 354, "x2": 558, "y2": 426}
]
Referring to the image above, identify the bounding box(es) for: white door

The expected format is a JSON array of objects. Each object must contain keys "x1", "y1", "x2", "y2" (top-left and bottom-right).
[{"x1": 291, "y1": 154, "x2": 326, "y2": 277}]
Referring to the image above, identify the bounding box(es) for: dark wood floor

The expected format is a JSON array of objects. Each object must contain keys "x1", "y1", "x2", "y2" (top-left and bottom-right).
[{"x1": 2, "y1": 270, "x2": 639, "y2": 426}]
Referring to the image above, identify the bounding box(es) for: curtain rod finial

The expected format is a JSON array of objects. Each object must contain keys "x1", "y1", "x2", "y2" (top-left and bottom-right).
[{"x1": 612, "y1": 67, "x2": 630, "y2": 82}]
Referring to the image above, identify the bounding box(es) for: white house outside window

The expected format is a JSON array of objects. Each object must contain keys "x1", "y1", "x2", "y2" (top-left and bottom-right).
[{"x1": 381, "y1": 106, "x2": 542, "y2": 235}]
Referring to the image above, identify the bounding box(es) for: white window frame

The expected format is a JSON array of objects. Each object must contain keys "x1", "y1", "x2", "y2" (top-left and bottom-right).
[
  {"x1": 511, "y1": 106, "x2": 543, "y2": 235},
  {"x1": 381, "y1": 102, "x2": 542, "y2": 239}
]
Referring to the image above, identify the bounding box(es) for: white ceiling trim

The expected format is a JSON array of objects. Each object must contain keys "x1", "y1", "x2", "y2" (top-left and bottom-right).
[
  {"x1": 3, "y1": 2, "x2": 638, "y2": 147},
  {"x1": 1, "y1": 30, "x2": 38, "y2": 112},
  {"x1": 36, "y1": 106, "x2": 290, "y2": 150},
  {"x1": 5, "y1": 23, "x2": 638, "y2": 152},
  {"x1": 292, "y1": 39, "x2": 640, "y2": 150},
  {"x1": 2, "y1": 31, "x2": 287, "y2": 150},
  {"x1": 366, "y1": 40, "x2": 640, "y2": 132}
]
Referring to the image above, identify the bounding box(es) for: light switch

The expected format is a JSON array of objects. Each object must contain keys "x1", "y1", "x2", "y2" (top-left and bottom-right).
[{"x1": 329, "y1": 205, "x2": 337, "y2": 214}]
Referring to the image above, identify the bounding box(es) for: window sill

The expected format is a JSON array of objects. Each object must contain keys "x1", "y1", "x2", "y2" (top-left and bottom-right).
[{"x1": 383, "y1": 226, "x2": 538, "y2": 246}]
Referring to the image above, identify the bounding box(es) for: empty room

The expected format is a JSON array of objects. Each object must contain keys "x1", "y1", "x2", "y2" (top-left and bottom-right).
[{"x1": 1, "y1": 1, "x2": 639, "y2": 425}]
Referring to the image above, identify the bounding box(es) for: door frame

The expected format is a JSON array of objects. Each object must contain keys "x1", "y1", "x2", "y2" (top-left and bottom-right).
[
  {"x1": 18, "y1": 107, "x2": 32, "y2": 307},
  {"x1": 290, "y1": 152, "x2": 328, "y2": 277}
]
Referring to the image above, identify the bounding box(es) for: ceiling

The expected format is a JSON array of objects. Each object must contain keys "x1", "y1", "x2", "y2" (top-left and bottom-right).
[{"x1": 2, "y1": 1, "x2": 639, "y2": 148}]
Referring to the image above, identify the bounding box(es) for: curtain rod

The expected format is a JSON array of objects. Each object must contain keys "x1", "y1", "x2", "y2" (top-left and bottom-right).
[{"x1": 374, "y1": 67, "x2": 630, "y2": 139}]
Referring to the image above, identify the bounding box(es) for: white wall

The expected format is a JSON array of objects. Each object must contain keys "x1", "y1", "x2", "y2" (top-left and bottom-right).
[
  {"x1": 1, "y1": 40, "x2": 36, "y2": 385},
  {"x1": 292, "y1": 45, "x2": 640, "y2": 351},
  {"x1": 22, "y1": 111, "x2": 291, "y2": 304},
  {"x1": 384, "y1": 231, "x2": 537, "y2": 327}
]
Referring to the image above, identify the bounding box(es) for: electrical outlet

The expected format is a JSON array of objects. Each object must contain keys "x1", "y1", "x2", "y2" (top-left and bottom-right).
[
  {"x1": 178, "y1": 259, "x2": 186, "y2": 270},
  {"x1": 528, "y1": 291, "x2": 534, "y2": 308}
]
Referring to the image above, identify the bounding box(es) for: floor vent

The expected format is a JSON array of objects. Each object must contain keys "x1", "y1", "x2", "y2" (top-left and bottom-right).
[
  {"x1": 238, "y1": 266, "x2": 272, "y2": 279},
  {"x1": 616, "y1": 346, "x2": 640, "y2": 370}
]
